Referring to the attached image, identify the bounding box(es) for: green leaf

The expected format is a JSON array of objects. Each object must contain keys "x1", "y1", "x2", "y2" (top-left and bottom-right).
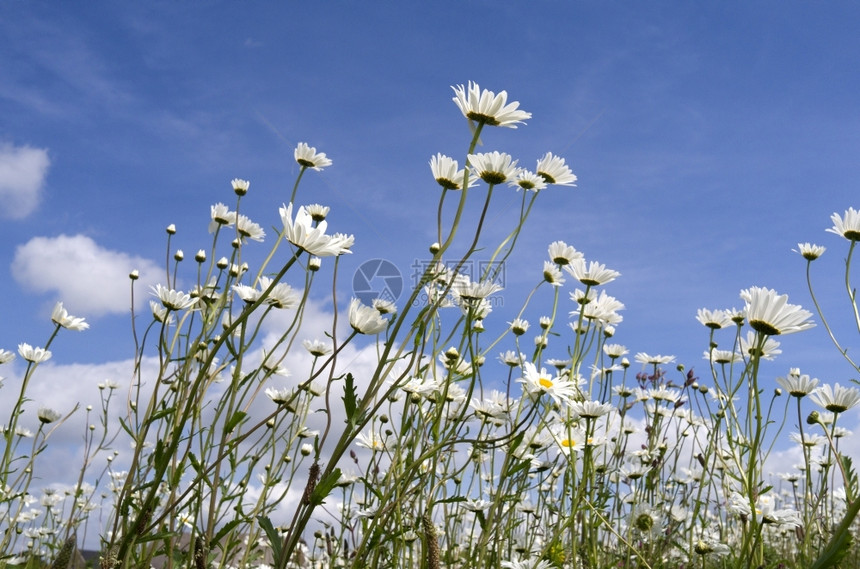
[
  {"x1": 147, "y1": 406, "x2": 176, "y2": 423},
  {"x1": 135, "y1": 530, "x2": 178, "y2": 544},
  {"x1": 212, "y1": 519, "x2": 242, "y2": 548},
  {"x1": 506, "y1": 457, "x2": 531, "y2": 478},
  {"x1": 188, "y1": 452, "x2": 201, "y2": 474},
  {"x1": 358, "y1": 477, "x2": 383, "y2": 501},
  {"x1": 842, "y1": 455, "x2": 858, "y2": 502},
  {"x1": 257, "y1": 515, "x2": 283, "y2": 563},
  {"x1": 310, "y1": 468, "x2": 342, "y2": 506},
  {"x1": 224, "y1": 410, "x2": 247, "y2": 434},
  {"x1": 810, "y1": 496, "x2": 860, "y2": 569},
  {"x1": 476, "y1": 510, "x2": 487, "y2": 531},
  {"x1": 507, "y1": 430, "x2": 525, "y2": 454},
  {"x1": 152, "y1": 439, "x2": 169, "y2": 471},
  {"x1": 118, "y1": 417, "x2": 135, "y2": 438},
  {"x1": 343, "y1": 373, "x2": 358, "y2": 425},
  {"x1": 169, "y1": 463, "x2": 184, "y2": 487},
  {"x1": 435, "y1": 496, "x2": 467, "y2": 505}
]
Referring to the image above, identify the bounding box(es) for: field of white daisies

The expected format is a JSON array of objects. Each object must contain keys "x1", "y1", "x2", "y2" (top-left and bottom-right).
[{"x1": 2, "y1": 82, "x2": 860, "y2": 569}]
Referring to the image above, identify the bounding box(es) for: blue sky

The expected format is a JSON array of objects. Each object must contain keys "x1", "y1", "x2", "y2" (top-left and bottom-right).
[{"x1": 2, "y1": 2, "x2": 860, "y2": 455}]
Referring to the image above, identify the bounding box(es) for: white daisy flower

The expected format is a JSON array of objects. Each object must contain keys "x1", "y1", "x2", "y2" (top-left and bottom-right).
[{"x1": 451, "y1": 81, "x2": 531, "y2": 128}]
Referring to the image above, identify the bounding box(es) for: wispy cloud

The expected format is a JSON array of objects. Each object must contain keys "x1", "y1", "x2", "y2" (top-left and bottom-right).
[
  {"x1": 11, "y1": 234, "x2": 161, "y2": 317},
  {"x1": 0, "y1": 142, "x2": 50, "y2": 219}
]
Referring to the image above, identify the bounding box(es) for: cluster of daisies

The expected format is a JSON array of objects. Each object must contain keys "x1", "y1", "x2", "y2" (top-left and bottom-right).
[{"x1": 3, "y1": 79, "x2": 860, "y2": 569}]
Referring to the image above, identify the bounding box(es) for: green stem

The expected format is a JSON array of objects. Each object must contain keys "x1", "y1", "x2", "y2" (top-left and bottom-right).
[
  {"x1": 437, "y1": 122, "x2": 486, "y2": 254},
  {"x1": 805, "y1": 255, "x2": 860, "y2": 373}
]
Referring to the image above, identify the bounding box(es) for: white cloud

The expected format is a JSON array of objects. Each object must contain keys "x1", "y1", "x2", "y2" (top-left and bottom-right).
[
  {"x1": 11, "y1": 234, "x2": 161, "y2": 316},
  {"x1": 0, "y1": 142, "x2": 50, "y2": 219}
]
